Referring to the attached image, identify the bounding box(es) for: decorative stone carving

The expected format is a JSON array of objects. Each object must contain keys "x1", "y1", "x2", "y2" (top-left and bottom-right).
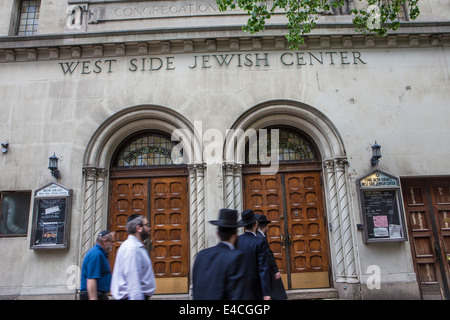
[
  {"x1": 80, "y1": 167, "x2": 109, "y2": 260},
  {"x1": 188, "y1": 164, "x2": 207, "y2": 261},
  {"x1": 223, "y1": 163, "x2": 242, "y2": 211},
  {"x1": 323, "y1": 158, "x2": 358, "y2": 284}
]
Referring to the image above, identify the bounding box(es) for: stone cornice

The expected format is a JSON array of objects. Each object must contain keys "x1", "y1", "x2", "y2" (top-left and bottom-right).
[{"x1": 0, "y1": 22, "x2": 449, "y2": 63}]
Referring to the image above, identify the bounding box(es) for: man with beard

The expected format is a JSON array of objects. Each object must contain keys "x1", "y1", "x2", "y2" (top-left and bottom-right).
[
  {"x1": 111, "y1": 214, "x2": 156, "y2": 300},
  {"x1": 80, "y1": 230, "x2": 115, "y2": 300}
]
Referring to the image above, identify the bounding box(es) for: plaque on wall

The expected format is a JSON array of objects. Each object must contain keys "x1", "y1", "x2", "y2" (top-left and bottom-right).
[
  {"x1": 30, "y1": 183, "x2": 72, "y2": 249},
  {"x1": 357, "y1": 170, "x2": 407, "y2": 243}
]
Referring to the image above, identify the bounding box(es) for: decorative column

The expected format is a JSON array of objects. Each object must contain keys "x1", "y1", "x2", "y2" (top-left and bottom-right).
[
  {"x1": 224, "y1": 164, "x2": 235, "y2": 209},
  {"x1": 188, "y1": 165, "x2": 198, "y2": 263},
  {"x1": 233, "y1": 164, "x2": 242, "y2": 212},
  {"x1": 323, "y1": 158, "x2": 359, "y2": 284},
  {"x1": 94, "y1": 168, "x2": 108, "y2": 241},
  {"x1": 80, "y1": 167, "x2": 109, "y2": 260},
  {"x1": 334, "y1": 158, "x2": 358, "y2": 283},
  {"x1": 323, "y1": 160, "x2": 346, "y2": 283},
  {"x1": 188, "y1": 164, "x2": 206, "y2": 261},
  {"x1": 196, "y1": 164, "x2": 206, "y2": 252},
  {"x1": 223, "y1": 163, "x2": 242, "y2": 211}
]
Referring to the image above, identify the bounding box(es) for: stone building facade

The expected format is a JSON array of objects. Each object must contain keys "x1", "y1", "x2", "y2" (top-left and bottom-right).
[{"x1": 0, "y1": 0, "x2": 449, "y2": 299}]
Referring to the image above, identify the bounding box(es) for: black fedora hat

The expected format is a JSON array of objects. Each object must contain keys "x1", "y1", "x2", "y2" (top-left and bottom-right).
[
  {"x1": 238, "y1": 209, "x2": 258, "y2": 226},
  {"x1": 209, "y1": 209, "x2": 241, "y2": 228},
  {"x1": 256, "y1": 214, "x2": 272, "y2": 225}
]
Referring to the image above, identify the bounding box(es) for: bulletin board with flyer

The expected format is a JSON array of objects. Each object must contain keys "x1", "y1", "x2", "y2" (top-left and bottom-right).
[
  {"x1": 357, "y1": 170, "x2": 407, "y2": 243},
  {"x1": 30, "y1": 183, "x2": 72, "y2": 249}
]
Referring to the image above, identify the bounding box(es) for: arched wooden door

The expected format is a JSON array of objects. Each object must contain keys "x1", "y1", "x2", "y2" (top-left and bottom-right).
[
  {"x1": 243, "y1": 128, "x2": 331, "y2": 290},
  {"x1": 401, "y1": 177, "x2": 450, "y2": 300},
  {"x1": 108, "y1": 132, "x2": 189, "y2": 294}
]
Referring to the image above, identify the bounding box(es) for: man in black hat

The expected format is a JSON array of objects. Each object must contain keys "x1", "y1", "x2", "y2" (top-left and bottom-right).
[
  {"x1": 192, "y1": 208, "x2": 248, "y2": 300},
  {"x1": 237, "y1": 209, "x2": 272, "y2": 300},
  {"x1": 256, "y1": 214, "x2": 288, "y2": 300}
]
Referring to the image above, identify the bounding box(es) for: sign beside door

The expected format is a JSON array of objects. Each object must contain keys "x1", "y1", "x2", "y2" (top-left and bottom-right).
[{"x1": 357, "y1": 170, "x2": 407, "y2": 243}]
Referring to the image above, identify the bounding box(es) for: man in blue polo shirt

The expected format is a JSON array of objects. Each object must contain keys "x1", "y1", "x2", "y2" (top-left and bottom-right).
[{"x1": 80, "y1": 230, "x2": 115, "y2": 300}]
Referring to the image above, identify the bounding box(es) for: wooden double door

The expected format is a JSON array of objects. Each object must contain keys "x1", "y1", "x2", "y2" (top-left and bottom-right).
[
  {"x1": 244, "y1": 170, "x2": 330, "y2": 289},
  {"x1": 402, "y1": 178, "x2": 450, "y2": 299},
  {"x1": 109, "y1": 176, "x2": 189, "y2": 294}
]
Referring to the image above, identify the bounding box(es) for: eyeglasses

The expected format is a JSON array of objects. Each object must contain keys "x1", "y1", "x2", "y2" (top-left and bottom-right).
[{"x1": 141, "y1": 223, "x2": 151, "y2": 227}]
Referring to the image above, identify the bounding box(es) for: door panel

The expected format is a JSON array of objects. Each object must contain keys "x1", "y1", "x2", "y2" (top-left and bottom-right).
[
  {"x1": 244, "y1": 174, "x2": 286, "y2": 273},
  {"x1": 284, "y1": 172, "x2": 329, "y2": 274},
  {"x1": 430, "y1": 181, "x2": 450, "y2": 297},
  {"x1": 431, "y1": 182, "x2": 450, "y2": 284},
  {"x1": 244, "y1": 171, "x2": 330, "y2": 290},
  {"x1": 109, "y1": 178, "x2": 148, "y2": 268},
  {"x1": 149, "y1": 177, "x2": 189, "y2": 278},
  {"x1": 402, "y1": 178, "x2": 450, "y2": 300},
  {"x1": 109, "y1": 176, "x2": 189, "y2": 294}
]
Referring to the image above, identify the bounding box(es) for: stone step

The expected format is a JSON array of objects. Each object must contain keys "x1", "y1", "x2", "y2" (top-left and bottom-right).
[{"x1": 151, "y1": 288, "x2": 339, "y2": 300}]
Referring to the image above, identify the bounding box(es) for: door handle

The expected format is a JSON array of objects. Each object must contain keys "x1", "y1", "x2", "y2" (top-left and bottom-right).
[
  {"x1": 146, "y1": 239, "x2": 153, "y2": 252},
  {"x1": 280, "y1": 235, "x2": 286, "y2": 250}
]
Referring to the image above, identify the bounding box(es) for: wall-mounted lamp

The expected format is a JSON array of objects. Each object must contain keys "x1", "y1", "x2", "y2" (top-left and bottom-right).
[
  {"x1": 48, "y1": 153, "x2": 61, "y2": 179},
  {"x1": 371, "y1": 141, "x2": 382, "y2": 167},
  {"x1": 1, "y1": 141, "x2": 8, "y2": 154}
]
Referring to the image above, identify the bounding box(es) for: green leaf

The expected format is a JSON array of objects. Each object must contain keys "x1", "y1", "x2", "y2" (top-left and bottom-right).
[{"x1": 215, "y1": 0, "x2": 421, "y2": 49}]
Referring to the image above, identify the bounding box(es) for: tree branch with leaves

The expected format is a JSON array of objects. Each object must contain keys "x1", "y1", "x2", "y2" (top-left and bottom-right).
[{"x1": 216, "y1": 0, "x2": 420, "y2": 49}]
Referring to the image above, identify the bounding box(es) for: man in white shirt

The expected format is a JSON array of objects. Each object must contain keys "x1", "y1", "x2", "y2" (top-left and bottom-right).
[{"x1": 111, "y1": 214, "x2": 156, "y2": 300}]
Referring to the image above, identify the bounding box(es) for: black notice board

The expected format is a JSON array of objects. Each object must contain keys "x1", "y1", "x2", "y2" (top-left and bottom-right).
[
  {"x1": 358, "y1": 170, "x2": 407, "y2": 243},
  {"x1": 30, "y1": 183, "x2": 72, "y2": 249},
  {"x1": 363, "y1": 190, "x2": 401, "y2": 239},
  {"x1": 33, "y1": 198, "x2": 66, "y2": 246}
]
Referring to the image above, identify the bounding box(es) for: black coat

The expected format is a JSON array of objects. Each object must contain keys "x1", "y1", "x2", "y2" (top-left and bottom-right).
[
  {"x1": 237, "y1": 231, "x2": 272, "y2": 299},
  {"x1": 192, "y1": 242, "x2": 248, "y2": 300},
  {"x1": 257, "y1": 231, "x2": 288, "y2": 300}
]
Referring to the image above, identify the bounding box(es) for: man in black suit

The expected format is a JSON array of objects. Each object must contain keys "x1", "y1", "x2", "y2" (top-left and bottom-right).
[
  {"x1": 256, "y1": 214, "x2": 288, "y2": 300},
  {"x1": 192, "y1": 208, "x2": 248, "y2": 300},
  {"x1": 237, "y1": 209, "x2": 272, "y2": 300}
]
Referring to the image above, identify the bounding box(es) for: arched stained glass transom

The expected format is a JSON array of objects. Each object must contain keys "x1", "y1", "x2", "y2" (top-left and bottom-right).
[
  {"x1": 246, "y1": 127, "x2": 319, "y2": 164},
  {"x1": 114, "y1": 133, "x2": 184, "y2": 167}
]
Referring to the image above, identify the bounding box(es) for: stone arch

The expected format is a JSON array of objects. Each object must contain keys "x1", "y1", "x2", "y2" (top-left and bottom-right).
[
  {"x1": 79, "y1": 105, "x2": 205, "y2": 264},
  {"x1": 83, "y1": 105, "x2": 201, "y2": 169},
  {"x1": 223, "y1": 100, "x2": 359, "y2": 285},
  {"x1": 224, "y1": 99, "x2": 346, "y2": 163}
]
